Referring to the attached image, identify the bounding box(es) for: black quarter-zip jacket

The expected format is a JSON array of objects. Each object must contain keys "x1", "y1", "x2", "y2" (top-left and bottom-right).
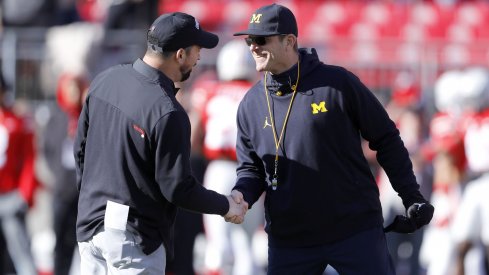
[
  {"x1": 74, "y1": 59, "x2": 229, "y2": 257},
  {"x1": 234, "y1": 48, "x2": 425, "y2": 248}
]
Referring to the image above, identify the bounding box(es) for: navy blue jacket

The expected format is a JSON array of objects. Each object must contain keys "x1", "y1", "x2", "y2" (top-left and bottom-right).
[
  {"x1": 234, "y1": 48, "x2": 425, "y2": 248},
  {"x1": 74, "y1": 59, "x2": 229, "y2": 257}
]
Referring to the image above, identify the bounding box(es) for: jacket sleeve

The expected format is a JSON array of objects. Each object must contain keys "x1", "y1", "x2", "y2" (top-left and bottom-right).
[
  {"x1": 233, "y1": 100, "x2": 267, "y2": 207},
  {"x1": 342, "y1": 70, "x2": 426, "y2": 208},
  {"x1": 153, "y1": 110, "x2": 229, "y2": 215},
  {"x1": 74, "y1": 95, "x2": 90, "y2": 191}
]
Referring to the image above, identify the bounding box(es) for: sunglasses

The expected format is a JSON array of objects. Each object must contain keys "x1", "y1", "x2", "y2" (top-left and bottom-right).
[
  {"x1": 244, "y1": 36, "x2": 268, "y2": 46},
  {"x1": 244, "y1": 34, "x2": 288, "y2": 46}
]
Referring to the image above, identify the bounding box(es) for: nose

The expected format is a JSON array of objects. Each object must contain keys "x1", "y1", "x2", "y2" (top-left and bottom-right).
[{"x1": 250, "y1": 43, "x2": 259, "y2": 51}]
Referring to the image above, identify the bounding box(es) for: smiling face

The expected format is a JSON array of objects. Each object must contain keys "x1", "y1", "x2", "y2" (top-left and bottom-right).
[{"x1": 246, "y1": 34, "x2": 296, "y2": 75}]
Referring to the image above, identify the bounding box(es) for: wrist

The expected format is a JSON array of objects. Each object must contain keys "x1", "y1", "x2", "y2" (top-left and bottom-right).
[
  {"x1": 402, "y1": 190, "x2": 427, "y2": 210},
  {"x1": 222, "y1": 195, "x2": 231, "y2": 217}
]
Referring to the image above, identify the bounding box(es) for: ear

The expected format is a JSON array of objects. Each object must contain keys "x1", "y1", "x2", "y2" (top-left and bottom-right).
[
  {"x1": 287, "y1": 35, "x2": 296, "y2": 48},
  {"x1": 282, "y1": 35, "x2": 293, "y2": 48},
  {"x1": 176, "y1": 48, "x2": 186, "y2": 63}
]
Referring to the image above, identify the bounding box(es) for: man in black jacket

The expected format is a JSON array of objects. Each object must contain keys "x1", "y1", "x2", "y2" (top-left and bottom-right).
[
  {"x1": 231, "y1": 3, "x2": 434, "y2": 274},
  {"x1": 74, "y1": 12, "x2": 247, "y2": 274}
]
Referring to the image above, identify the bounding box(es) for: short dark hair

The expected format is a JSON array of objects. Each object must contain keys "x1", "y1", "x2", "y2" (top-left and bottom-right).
[{"x1": 146, "y1": 45, "x2": 193, "y2": 59}]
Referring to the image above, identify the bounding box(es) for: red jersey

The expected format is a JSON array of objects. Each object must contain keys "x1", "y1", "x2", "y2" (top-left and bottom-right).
[
  {"x1": 0, "y1": 108, "x2": 38, "y2": 206},
  {"x1": 423, "y1": 111, "x2": 473, "y2": 171},
  {"x1": 192, "y1": 80, "x2": 252, "y2": 161}
]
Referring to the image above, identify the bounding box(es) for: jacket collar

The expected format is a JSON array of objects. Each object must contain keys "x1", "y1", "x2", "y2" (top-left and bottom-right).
[
  {"x1": 265, "y1": 48, "x2": 319, "y2": 95},
  {"x1": 266, "y1": 58, "x2": 299, "y2": 96},
  {"x1": 133, "y1": 58, "x2": 179, "y2": 95}
]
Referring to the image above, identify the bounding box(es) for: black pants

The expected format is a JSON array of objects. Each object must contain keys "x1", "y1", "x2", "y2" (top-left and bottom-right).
[{"x1": 268, "y1": 227, "x2": 395, "y2": 275}]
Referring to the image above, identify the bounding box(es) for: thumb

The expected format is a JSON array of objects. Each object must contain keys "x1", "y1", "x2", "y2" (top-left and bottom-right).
[{"x1": 231, "y1": 190, "x2": 244, "y2": 204}]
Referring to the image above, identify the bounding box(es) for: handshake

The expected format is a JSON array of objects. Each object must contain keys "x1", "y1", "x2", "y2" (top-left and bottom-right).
[{"x1": 223, "y1": 190, "x2": 248, "y2": 224}]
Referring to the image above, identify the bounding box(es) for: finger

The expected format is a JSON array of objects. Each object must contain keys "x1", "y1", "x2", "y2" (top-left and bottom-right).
[
  {"x1": 232, "y1": 214, "x2": 244, "y2": 223},
  {"x1": 225, "y1": 215, "x2": 237, "y2": 223},
  {"x1": 233, "y1": 216, "x2": 243, "y2": 224}
]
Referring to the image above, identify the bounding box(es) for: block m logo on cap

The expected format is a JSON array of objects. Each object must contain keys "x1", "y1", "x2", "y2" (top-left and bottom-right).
[{"x1": 250, "y1": 13, "x2": 262, "y2": 23}]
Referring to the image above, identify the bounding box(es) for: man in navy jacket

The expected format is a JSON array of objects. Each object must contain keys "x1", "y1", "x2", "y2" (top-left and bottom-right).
[{"x1": 231, "y1": 4, "x2": 434, "y2": 274}]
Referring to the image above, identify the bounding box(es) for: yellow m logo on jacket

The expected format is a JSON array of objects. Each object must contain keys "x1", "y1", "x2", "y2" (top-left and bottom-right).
[
  {"x1": 311, "y1": 101, "x2": 327, "y2": 114},
  {"x1": 250, "y1": 14, "x2": 262, "y2": 23}
]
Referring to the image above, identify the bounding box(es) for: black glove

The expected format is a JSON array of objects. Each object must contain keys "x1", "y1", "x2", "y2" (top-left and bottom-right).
[
  {"x1": 384, "y1": 202, "x2": 434, "y2": 234},
  {"x1": 383, "y1": 215, "x2": 416, "y2": 233},
  {"x1": 407, "y1": 202, "x2": 434, "y2": 228}
]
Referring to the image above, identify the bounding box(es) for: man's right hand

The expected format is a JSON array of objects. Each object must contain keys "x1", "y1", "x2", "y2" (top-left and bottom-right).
[
  {"x1": 224, "y1": 191, "x2": 248, "y2": 224},
  {"x1": 230, "y1": 189, "x2": 245, "y2": 204}
]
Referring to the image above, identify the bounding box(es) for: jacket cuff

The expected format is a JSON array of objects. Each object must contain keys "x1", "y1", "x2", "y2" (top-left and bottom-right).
[{"x1": 401, "y1": 190, "x2": 428, "y2": 210}]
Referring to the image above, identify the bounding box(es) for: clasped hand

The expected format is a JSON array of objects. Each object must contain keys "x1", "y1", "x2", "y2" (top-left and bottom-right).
[{"x1": 224, "y1": 190, "x2": 248, "y2": 224}]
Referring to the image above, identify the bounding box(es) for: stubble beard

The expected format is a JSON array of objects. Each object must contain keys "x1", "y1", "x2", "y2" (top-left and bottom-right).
[{"x1": 180, "y1": 69, "x2": 192, "y2": 82}]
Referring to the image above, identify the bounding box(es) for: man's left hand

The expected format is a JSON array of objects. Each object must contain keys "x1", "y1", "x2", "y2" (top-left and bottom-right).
[
  {"x1": 384, "y1": 201, "x2": 434, "y2": 234},
  {"x1": 407, "y1": 202, "x2": 434, "y2": 229}
]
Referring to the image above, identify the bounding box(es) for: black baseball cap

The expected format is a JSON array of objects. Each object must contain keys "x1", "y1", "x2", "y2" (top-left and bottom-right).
[
  {"x1": 148, "y1": 12, "x2": 219, "y2": 52},
  {"x1": 233, "y1": 4, "x2": 298, "y2": 37}
]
